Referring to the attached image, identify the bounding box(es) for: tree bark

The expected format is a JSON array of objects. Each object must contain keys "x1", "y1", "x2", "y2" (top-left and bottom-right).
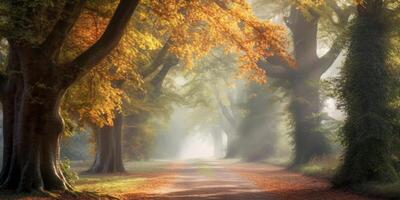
[
  {"x1": 0, "y1": 45, "x2": 71, "y2": 192},
  {"x1": 289, "y1": 76, "x2": 330, "y2": 165},
  {"x1": 88, "y1": 112, "x2": 125, "y2": 173}
]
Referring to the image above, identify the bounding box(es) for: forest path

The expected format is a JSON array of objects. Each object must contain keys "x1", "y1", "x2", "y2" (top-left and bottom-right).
[
  {"x1": 143, "y1": 160, "x2": 274, "y2": 200},
  {"x1": 135, "y1": 160, "x2": 375, "y2": 200}
]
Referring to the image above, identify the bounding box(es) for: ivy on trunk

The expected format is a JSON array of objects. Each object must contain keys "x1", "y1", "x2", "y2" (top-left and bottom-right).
[{"x1": 333, "y1": 0, "x2": 399, "y2": 186}]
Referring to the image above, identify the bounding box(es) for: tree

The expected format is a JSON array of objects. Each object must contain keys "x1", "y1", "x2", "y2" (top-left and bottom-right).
[
  {"x1": 256, "y1": 0, "x2": 352, "y2": 165},
  {"x1": 0, "y1": 0, "x2": 139, "y2": 192},
  {"x1": 333, "y1": 0, "x2": 399, "y2": 186},
  {"x1": 88, "y1": 100, "x2": 125, "y2": 173},
  {"x1": 238, "y1": 82, "x2": 282, "y2": 161},
  {"x1": 62, "y1": 3, "x2": 159, "y2": 174}
]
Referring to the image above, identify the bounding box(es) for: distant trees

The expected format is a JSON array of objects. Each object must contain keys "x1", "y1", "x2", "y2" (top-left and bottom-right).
[
  {"x1": 117, "y1": 0, "x2": 295, "y2": 162},
  {"x1": 333, "y1": 0, "x2": 399, "y2": 186},
  {"x1": 238, "y1": 83, "x2": 282, "y2": 162}
]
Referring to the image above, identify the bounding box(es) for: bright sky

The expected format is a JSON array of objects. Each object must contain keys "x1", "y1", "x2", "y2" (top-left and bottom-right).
[{"x1": 179, "y1": 131, "x2": 216, "y2": 160}]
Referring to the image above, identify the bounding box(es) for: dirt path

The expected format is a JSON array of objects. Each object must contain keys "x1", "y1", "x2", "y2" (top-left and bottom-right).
[
  {"x1": 139, "y1": 160, "x2": 273, "y2": 200},
  {"x1": 133, "y1": 160, "x2": 373, "y2": 200},
  {"x1": 0, "y1": 160, "x2": 376, "y2": 199}
]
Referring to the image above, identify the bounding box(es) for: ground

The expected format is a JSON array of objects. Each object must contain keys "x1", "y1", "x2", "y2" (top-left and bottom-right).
[{"x1": 0, "y1": 160, "x2": 378, "y2": 200}]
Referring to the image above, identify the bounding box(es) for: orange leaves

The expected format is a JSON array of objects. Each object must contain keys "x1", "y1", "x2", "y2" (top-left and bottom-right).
[
  {"x1": 62, "y1": 5, "x2": 157, "y2": 128},
  {"x1": 149, "y1": 0, "x2": 293, "y2": 83},
  {"x1": 62, "y1": 0, "x2": 294, "y2": 128}
]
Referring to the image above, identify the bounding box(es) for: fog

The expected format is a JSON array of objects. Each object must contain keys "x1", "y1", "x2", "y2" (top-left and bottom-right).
[{"x1": 0, "y1": 0, "x2": 347, "y2": 166}]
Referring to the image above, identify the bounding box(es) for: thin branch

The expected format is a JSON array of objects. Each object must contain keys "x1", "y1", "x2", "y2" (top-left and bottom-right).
[
  {"x1": 257, "y1": 59, "x2": 292, "y2": 79},
  {"x1": 214, "y1": 87, "x2": 236, "y2": 127},
  {"x1": 150, "y1": 55, "x2": 179, "y2": 96},
  {"x1": 42, "y1": 0, "x2": 87, "y2": 59},
  {"x1": 265, "y1": 54, "x2": 292, "y2": 69},
  {"x1": 315, "y1": 33, "x2": 346, "y2": 74},
  {"x1": 326, "y1": 0, "x2": 354, "y2": 25},
  {"x1": 141, "y1": 39, "x2": 171, "y2": 78}
]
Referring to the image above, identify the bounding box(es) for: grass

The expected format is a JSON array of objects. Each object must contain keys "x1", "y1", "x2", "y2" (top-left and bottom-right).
[
  {"x1": 75, "y1": 176, "x2": 147, "y2": 194},
  {"x1": 71, "y1": 160, "x2": 172, "y2": 197},
  {"x1": 294, "y1": 156, "x2": 339, "y2": 179}
]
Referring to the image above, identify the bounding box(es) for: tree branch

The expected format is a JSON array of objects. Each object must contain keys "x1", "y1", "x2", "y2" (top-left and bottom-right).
[
  {"x1": 326, "y1": 0, "x2": 354, "y2": 25},
  {"x1": 141, "y1": 39, "x2": 171, "y2": 78},
  {"x1": 257, "y1": 59, "x2": 292, "y2": 79},
  {"x1": 315, "y1": 34, "x2": 346, "y2": 74},
  {"x1": 62, "y1": 0, "x2": 140, "y2": 87},
  {"x1": 150, "y1": 55, "x2": 179, "y2": 96},
  {"x1": 214, "y1": 88, "x2": 236, "y2": 127},
  {"x1": 42, "y1": 0, "x2": 87, "y2": 59},
  {"x1": 266, "y1": 54, "x2": 292, "y2": 69}
]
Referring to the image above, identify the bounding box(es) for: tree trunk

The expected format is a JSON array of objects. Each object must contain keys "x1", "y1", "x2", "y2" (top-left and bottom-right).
[
  {"x1": 289, "y1": 76, "x2": 330, "y2": 165},
  {"x1": 0, "y1": 0, "x2": 139, "y2": 193},
  {"x1": 285, "y1": 6, "x2": 331, "y2": 165},
  {"x1": 88, "y1": 112, "x2": 125, "y2": 173},
  {"x1": 225, "y1": 133, "x2": 238, "y2": 158},
  {"x1": 123, "y1": 113, "x2": 149, "y2": 160},
  {"x1": 0, "y1": 46, "x2": 72, "y2": 192},
  {"x1": 333, "y1": 0, "x2": 398, "y2": 186},
  {"x1": 211, "y1": 128, "x2": 224, "y2": 159}
]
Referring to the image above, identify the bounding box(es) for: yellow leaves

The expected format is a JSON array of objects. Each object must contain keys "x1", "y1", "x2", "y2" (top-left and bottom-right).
[
  {"x1": 63, "y1": 68, "x2": 124, "y2": 127},
  {"x1": 63, "y1": 0, "x2": 294, "y2": 127},
  {"x1": 298, "y1": 0, "x2": 324, "y2": 7},
  {"x1": 150, "y1": 0, "x2": 293, "y2": 83},
  {"x1": 62, "y1": 5, "x2": 159, "y2": 127}
]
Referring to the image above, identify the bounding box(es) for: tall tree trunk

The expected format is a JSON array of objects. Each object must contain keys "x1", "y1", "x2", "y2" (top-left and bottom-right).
[
  {"x1": 285, "y1": 7, "x2": 331, "y2": 165},
  {"x1": 225, "y1": 133, "x2": 238, "y2": 158},
  {"x1": 258, "y1": 5, "x2": 346, "y2": 165},
  {"x1": 0, "y1": 46, "x2": 23, "y2": 189},
  {"x1": 333, "y1": 0, "x2": 398, "y2": 186},
  {"x1": 289, "y1": 76, "x2": 330, "y2": 165},
  {"x1": 88, "y1": 112, "x2": 125, "y2": 173},
  {"x1": 0, "y1": 45, "x2": 72, "y2": 192},
  {"x1": 211, "y1": 127, "x2": 224, "y2": 158}
]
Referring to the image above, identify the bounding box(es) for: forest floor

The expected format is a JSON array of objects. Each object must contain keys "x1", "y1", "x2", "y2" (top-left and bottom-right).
[{"x1": 0, "y1": 160, "x2": 380, "y2": 200}]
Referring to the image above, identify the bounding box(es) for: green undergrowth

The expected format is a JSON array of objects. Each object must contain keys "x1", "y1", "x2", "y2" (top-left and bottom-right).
[
  {"x1": 354, "y1": 182, "x2": 400, "y2": 199},
  {"x1": 285, "y1": 156, "x2": 400, "y2": 199},
  {"x1": 294, "y1": 156, "x2": 339, "y2": 179}
]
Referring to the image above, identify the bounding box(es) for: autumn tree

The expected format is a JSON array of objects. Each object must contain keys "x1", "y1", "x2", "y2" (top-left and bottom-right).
[
  {"x1": 61, "y1": 2, "x2": 161, "y2": 174},
  {"x1": 0, "y1": 0, "x2": 139, "y2": 192}
]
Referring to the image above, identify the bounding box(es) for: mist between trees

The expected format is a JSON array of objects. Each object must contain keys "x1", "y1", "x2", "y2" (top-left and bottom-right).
[{"x1": 0, "y1": 0, "x2": 398, "y2": 197}]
